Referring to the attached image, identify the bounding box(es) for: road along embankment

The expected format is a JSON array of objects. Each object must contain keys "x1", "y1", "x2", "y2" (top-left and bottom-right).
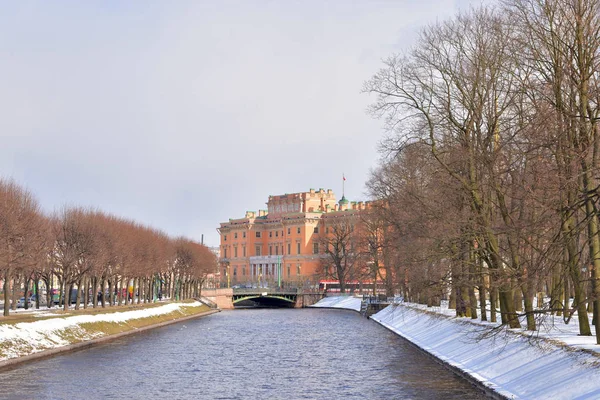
[
  {"x1": 0, "y1": 301, "x2": 218, "y2": 370},
  {"x1": 371, "y1": 304, "x2": 600, "y2": 400}
]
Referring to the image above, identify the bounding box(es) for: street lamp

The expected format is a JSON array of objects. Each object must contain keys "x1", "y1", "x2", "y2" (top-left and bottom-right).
[{"x1": 227, "y1": 263, "x2": 231, "y2": 288}]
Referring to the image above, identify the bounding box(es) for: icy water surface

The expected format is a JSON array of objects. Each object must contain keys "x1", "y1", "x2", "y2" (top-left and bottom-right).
[{"x1": 0, "y1": 308, "x2": 486, "y2": 399}]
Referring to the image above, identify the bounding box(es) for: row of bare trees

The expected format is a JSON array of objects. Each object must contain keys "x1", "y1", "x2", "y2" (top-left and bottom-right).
[
  {"x1": 364, "y1": 0, "x2": 600, "y2": 341},
  {"x1": 0, "y1": 178, "x2": 216, "y2": 316}
]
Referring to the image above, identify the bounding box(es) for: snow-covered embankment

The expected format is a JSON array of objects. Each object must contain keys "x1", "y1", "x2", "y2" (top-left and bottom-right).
[
  {"x1": 0, "y1": 301, "x2": 216, "y2": 366},
  {"x1": 372, "y1": 304, "x2": 600, "y2": 400},
  {"x1": 309, "y1": 295, "x2": 362, "y2": 312}
]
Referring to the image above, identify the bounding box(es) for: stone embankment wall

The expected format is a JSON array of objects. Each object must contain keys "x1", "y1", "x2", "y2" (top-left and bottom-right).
[
  {"x1": 296, "y1": 293, "x2": 324, "y2": 308},
  {"x1": 202, "y1": 288, "x2": 234, "y2": 309}
]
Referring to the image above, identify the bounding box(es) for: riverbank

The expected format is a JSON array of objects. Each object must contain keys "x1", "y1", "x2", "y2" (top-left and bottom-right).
[
  {"x1": 0, "y1": 300, "x2": 217, "y2": 369},
  {"x1": 372, "y1": 303, "x2": 600, "y2": 399}
]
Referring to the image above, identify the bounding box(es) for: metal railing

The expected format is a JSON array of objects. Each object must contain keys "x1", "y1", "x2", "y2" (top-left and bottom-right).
[{"x1": 233, "y1": 287, "x2": 300, "y2": 294}]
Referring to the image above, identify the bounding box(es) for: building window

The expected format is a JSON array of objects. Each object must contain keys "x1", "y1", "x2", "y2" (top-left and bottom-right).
[
  {"x1": 287, "y1": 228, "x2": 291, "y2": 235},
  {"x1": 256, "y1": 232, "x2": 261, "y2": 238},
  {"x1": 269, "y1": 231, "x2": 272, "y2": 238},
  {"x1": 255, "y1": 246, "x2": 261, "y2": 256},
  {"x1": 234, "y1": 267, "x2": 237, "y2": 276},
  {"x1": 275, "y1": 231, "x2": 279, "y2": 237},
  {"x1": 234, "y1": 232, "x2": 238, "y2": 239},
  {"x1": 234, "y1": 247, "x2": 238, "y2": 257},
  {"x1": 224, "y1": 235, "x2": 227, "y2": 241},
  {"x1": 275, "y1": 246, "x2": 279, "y2": 256},
  {"x1": 269, "y1": 245, "x2": 273, "y2": 256},
  {"x1": 313, "y1": 242, "x2": 319, "y2": 254},
  {"x1": 287, "y1": 264, "x2": 291, "y2": 277},
  {"x1": 287, "y1": 243, "x2": 291, "y2": 254},
  {"x1": 297, "y1": 227, "x2": 301, "y2": 234},
  {"x1": 243, "y1": 231, "x2": 246, "y2": 238},
  {"x1": 314, "y1": 227, "x2": 319, "y2": 234},
  {"x1": 242, "y1": 266, "x2": 246, "y2": 276},
  {"x1": 297, "y1": 242, "x2": 301, "y2": 254},
  {"x1": 243, "y1": 246, "x2": 246, "y2": 257},
  {"x1": 224, "y1": 248, "x2": 227, "y2": 258}
]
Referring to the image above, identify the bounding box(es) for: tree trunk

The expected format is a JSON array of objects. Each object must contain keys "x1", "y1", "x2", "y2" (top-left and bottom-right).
[
  {"x1": 84, "y1": 277, "x2": 90, "y2": 309},
  {"x1": 75, "y1": 277, "x2": 82, "y2": 310},
  {"x1": 11, "y1": 275, "x2": 19, "y2": 311},
  {"x1": 45, "y1": 275, "x2": 52, "y2": 309},
  {"x1": 23, "y1": 276, "x2": 31, "y2": 310},
  {"x1": 92, "y1": 276, "x2": 98, "y2": 308},
  {"x1": 3, "y1": 269, "x2": 11, "y2": 317},
  {"x1": 490, "y1": 285, "x2": 497, "y2": 323},
  {"x1": 107, "y1": 278, "x2": 113, "y2": 306},
  {"x1": 117, "y1": 276, "x2": 123, "y2": 306},
  {"x1": 514, "y1": 283, "x2": 523, "y2": 312},
  {"x1": 33, "y1": 277, "x2": 40, "y2": 309},
  {"x1": 137, "y1": 277, "x2": 142, "y2": 305},
  {"x1": 100, "y1": 277, "x2": 106, "y2": 308},
  {"x1": 58, "y1": 279, "x2": 64, "y2": 309},
  {"x1": 522, "y1": 283, "x2": 536, "y2": 331}
]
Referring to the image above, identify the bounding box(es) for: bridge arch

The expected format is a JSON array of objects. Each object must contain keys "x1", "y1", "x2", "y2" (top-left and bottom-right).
[{"x1": 232, "y1": 292, "x2": 297, "y2": 308}]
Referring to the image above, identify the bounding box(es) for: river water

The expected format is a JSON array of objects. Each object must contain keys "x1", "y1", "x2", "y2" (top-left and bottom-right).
[{"x1": 0, "y1": 308, "x2": 485, "y2": 399}]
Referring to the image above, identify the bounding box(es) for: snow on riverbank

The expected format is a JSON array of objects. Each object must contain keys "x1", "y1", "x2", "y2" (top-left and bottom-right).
[
  {"x1": 372, "y1": 304, "x2": 600, "y2": 399},
  {"x1": 309, "y1": 296, "x2": 362, "y2": 311},
  {"x1": 0, "y1": 301, "x2": 204, "y2": 361}
]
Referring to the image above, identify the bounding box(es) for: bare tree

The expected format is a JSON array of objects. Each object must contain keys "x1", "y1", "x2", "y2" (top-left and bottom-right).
[
  {"x1": 51, "y1": 207, "x2": 96, "y2": 311},
  {"x1": 0, "y1": 179, "x2": 46, "y2": 316},
  {"x1": 319, "y1": 216, "x2": 364, "y2": 293}
]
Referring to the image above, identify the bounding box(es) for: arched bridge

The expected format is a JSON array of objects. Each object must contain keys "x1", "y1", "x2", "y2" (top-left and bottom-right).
[
  {"x1": 201, "y1": 287, "x2": 324, "y2": 309},
  {"x1": 232, "y1": 288, "x2": 299, "y2": 308}
]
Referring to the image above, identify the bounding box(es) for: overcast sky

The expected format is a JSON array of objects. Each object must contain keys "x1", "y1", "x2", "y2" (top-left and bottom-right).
[{"x1": 0, "y1": 0, "x2": 491, "y2": 247}]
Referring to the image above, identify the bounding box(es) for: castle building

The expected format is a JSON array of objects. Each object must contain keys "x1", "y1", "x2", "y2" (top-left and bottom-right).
[{"x1": 216, "y1": 188, "x2": 370, "y2": 288}]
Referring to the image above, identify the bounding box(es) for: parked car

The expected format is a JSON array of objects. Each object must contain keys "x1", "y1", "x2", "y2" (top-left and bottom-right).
[
  {"x1": 16, "y1": 297, "x2": 31, "y2": 308},
  {"x1": 29, "y1": 294, "x2": 47, "y2": 306}
]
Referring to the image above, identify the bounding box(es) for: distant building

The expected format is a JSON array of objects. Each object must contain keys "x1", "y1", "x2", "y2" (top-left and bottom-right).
[{"x1": 216, "y1": 188, "x2": 371, "y2": 288}]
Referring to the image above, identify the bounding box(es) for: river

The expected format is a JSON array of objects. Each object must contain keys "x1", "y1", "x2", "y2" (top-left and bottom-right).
[{"x1": 0, "y1": 308, "x2": 486, "y2": 399}]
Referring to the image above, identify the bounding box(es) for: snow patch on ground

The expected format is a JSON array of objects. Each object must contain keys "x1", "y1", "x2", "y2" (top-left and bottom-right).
[
  {"x1": 404, "y1": 300, "x2": 600, "y2": 354},
  {"x1": 0, "y1": 301, "x2": 203, "y2": 361},
  {"x1": 372, "y1": 304, "x2": 600, "y2": 400},
  {"x1": 310, "y1": 296, "x2": 362, "y2": 312}
]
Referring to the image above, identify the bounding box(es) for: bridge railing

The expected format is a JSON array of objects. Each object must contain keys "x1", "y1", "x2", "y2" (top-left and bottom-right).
[
  {"x1": 232, "y1": 287, "x2": 301, "y2": 295},
  {"x1": 362, "y1": 294, "x2": 400, "y2": 304}
]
